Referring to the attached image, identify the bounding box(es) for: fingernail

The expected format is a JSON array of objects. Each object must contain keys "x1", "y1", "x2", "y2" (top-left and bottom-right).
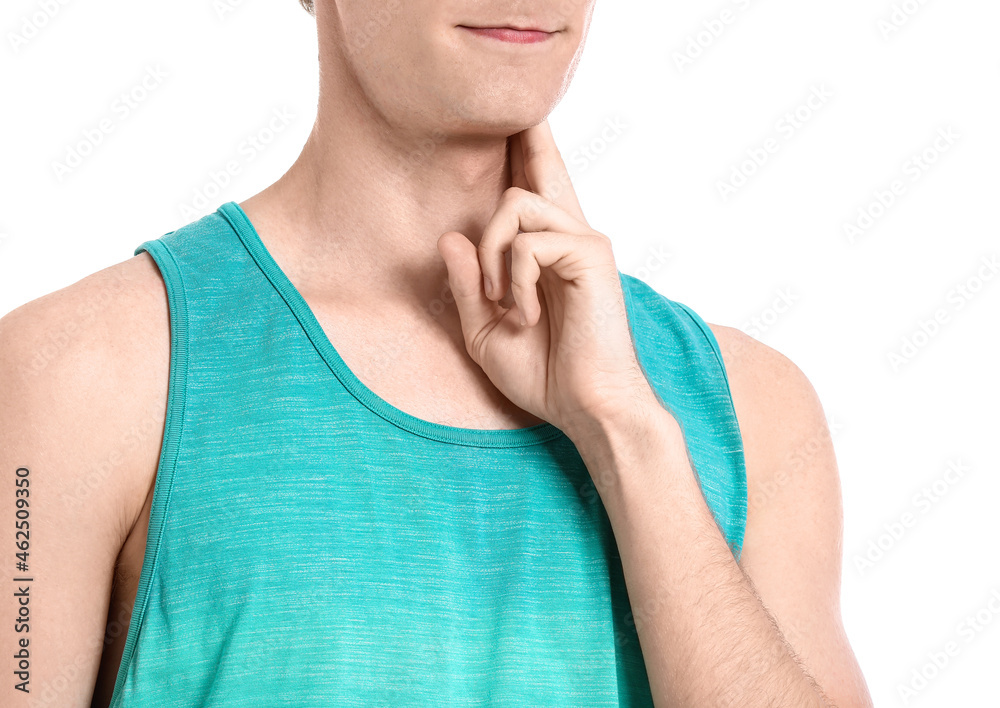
[
  {"x1": 483, "y1": 275, "x2": 493, "y2": 298},
  {"x1": 519, "y1": 310, "x2": 526, "y2": 326}
]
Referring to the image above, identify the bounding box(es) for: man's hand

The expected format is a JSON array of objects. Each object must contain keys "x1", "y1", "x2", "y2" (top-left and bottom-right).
[{"x1": 436, "y1": 119, "x2": 658, "y2": 437}]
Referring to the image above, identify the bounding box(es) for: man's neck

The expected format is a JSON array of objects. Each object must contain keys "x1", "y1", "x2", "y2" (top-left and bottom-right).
[{"x1": 239, "y1": 90, "x2": 517, "y2": 311}]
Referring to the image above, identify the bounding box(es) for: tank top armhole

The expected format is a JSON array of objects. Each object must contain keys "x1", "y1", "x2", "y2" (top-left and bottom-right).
[
  {"x1": 108, "y1": 240, "x2": 190, "y2": 708},
  {"x1": 665, "y1": 298, "x2": 749, "y2": 563}
]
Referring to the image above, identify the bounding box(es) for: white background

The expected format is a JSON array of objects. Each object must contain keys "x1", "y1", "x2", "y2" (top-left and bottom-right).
[{"x1": 2, "y1": 1, "x2": 998, "y2": 705}]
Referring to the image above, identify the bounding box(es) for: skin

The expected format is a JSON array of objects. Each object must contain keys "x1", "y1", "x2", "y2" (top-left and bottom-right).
[
  {"x1": 0, "y1": 0, "x2": 873, "y2": 705},
  {"x1": 440, "y1": 123, "x2": 873, "y2": 706}
]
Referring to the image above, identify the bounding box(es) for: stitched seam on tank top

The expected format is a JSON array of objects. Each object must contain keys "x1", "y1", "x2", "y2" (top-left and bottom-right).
[
  {"x1": 109, "y1": 240, "x2": 189, "y2": 707},
  {"x1": 621, "y1": 274, "x2": 747, "y2": 558},
  {"x1": 218, "y1": 203, "x2": 564, "y2": 450},
  {"x1": 669, "y1": 298, "x2": 749, "y2": 561},
  {"x1": 620, "y1": 271, "x2": 669, "y2": 415}
]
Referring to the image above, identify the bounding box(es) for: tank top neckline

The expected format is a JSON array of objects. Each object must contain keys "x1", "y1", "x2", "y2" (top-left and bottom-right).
[{"x1": 217, "y1": 200, "x2": 568, "y2": 449}]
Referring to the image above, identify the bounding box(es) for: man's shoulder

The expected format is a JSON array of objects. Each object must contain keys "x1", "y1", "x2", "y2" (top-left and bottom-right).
[
  {"x1": 1, "y1": 252, "x2": 167, "y2": 371},
  {"x1": 704, "y1": 322, "x2": 836, "y2": 503},
  {"x1": 706, "y1": 322, "x2": 825, "y2": 424},
  {"x1": 0, "y1": 252, "x2": 169, "y2": 541}
]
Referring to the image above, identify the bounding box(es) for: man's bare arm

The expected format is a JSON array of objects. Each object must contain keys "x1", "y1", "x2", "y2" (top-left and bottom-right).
[
  {"x1": 560, "y1": 327, "x2": 872, "y2": 707},
  {"x1": 714, "y1": 324, "x2": 873, "y2": 708},
  {"x1": 0, "y1": 256, "x2": 167, "y2": 707}
]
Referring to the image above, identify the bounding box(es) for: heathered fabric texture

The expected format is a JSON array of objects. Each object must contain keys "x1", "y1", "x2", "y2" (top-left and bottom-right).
[{"x1": 108, "y1": 201, "x2": 747, "y2": 707}]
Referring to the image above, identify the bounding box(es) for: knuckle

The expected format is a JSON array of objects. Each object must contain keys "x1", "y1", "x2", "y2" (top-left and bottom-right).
[
  {"x1": 525, "y1": 143, "x2": 552, "y2": 162},
  {"x1": 510, "y1": 186, "x2": 541, "y2": 215},
  {"x1": 501, "y1": 186, "x2": 526, "y2": 205},
  {"x1": 592, "y1": 232, "x2": 615, "y2": 256},
  {"x1": 511, "y1": 231, "x2": 532, "y2": 252},
  {"x1": 592, "y1": 230, "x2": 612, "y2": 246}
]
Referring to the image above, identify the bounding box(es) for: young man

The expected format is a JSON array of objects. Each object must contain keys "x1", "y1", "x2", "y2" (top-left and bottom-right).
[{"x1": 1, "y1": 1, "x2": 872, "y2": 705}]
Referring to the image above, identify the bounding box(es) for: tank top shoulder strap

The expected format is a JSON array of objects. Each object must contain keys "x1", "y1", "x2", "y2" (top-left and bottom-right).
[
  {"x1": 619, "y1": 272, "x2": 748, "y2": 559},
  {"x1": 134, "y1": 208, "x2": 250, "y2": 288}
]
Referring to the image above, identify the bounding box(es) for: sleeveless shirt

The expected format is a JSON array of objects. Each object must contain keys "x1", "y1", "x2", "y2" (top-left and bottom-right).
[{"x1": 108, "y1": 201, "x2": 747, "y2": 707}]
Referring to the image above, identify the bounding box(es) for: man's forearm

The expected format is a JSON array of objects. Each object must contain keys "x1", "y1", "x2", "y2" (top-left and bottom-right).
[{"x1": 566, "y1": 402, "x2": 831, "y2": 708}]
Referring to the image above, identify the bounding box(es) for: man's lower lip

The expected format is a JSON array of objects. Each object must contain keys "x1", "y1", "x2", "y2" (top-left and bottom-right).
[{"x1": 459, "y1": 26, "x2": 554, "y2": 44}]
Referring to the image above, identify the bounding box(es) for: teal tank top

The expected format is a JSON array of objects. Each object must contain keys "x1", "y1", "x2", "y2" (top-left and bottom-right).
[{"x1": 109, "y1": 201, "x2": 747, "y2": 707}]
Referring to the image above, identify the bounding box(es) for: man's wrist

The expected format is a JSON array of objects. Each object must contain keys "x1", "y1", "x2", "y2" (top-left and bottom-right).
[
  {"x1": 561, "y1": 384, "x2": 666, "y2": 440},
  {"x1": 562, "y1": 385, "x2": 674, "y2": 447},
  {"x1": 563, "y1": 399, "x2": 686, "y2": 497}
]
